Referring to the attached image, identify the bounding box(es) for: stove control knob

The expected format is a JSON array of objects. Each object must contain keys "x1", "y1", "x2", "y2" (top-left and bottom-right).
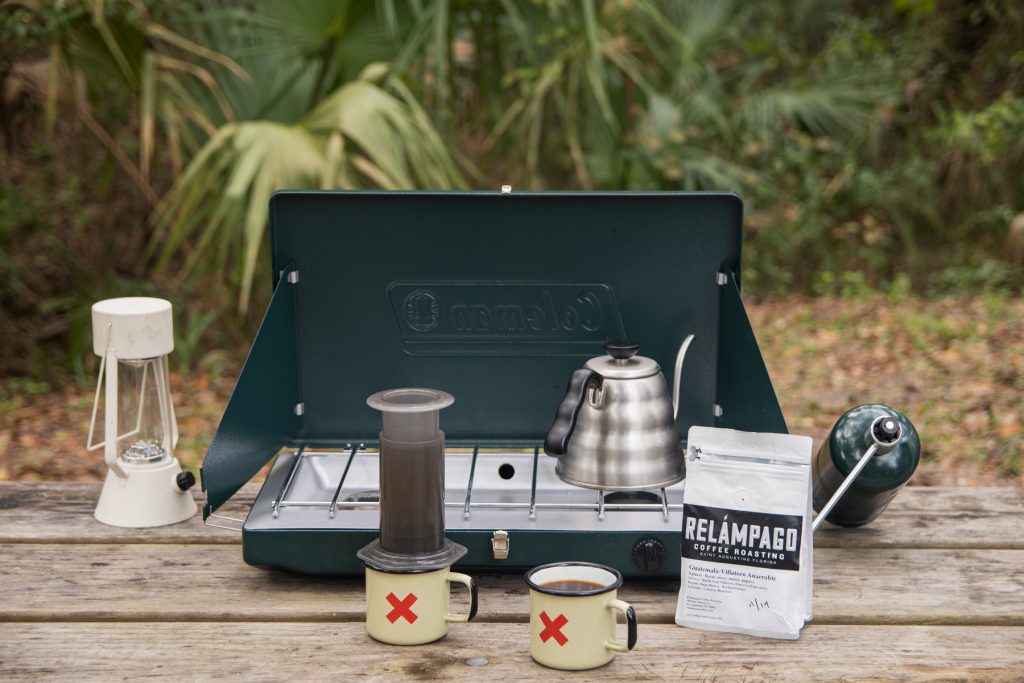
[
  {"x1": 631, "y1": 537, "x2": 666, "y2": 572},
  {"x1": 176, "y1": 471, "x2": 196, "y2": 492}
]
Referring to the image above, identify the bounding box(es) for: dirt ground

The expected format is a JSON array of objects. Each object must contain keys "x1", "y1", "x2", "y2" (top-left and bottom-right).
[{"x1": 1, "y1": 294, "x2": 1021, "y2": 486}]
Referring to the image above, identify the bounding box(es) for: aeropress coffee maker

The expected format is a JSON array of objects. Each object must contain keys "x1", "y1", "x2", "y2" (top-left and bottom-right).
[{"x1": 358, "y1": 388, "x2": 478, "y2": 645}]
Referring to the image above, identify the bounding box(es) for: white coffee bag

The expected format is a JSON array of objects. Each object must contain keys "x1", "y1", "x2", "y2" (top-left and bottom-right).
[{"x1": 675, "y1": 426, "x2": 813, "y2": 640}]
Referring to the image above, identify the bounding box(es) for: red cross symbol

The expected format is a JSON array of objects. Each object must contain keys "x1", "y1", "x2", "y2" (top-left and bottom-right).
[
  {"x1": 539, "y1": 610, "x2": 569, "y2": 646},
  {"x1": 385, "y1": 592, "x2": 418, "y2": 624}
]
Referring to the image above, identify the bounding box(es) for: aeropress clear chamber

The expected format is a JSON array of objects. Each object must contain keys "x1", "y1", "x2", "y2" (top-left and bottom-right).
[{"x1": 356, "y1": 388, "x2": 466, "y2": 572}]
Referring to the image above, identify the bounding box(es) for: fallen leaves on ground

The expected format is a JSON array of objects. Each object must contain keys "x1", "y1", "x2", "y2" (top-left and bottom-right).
[{"x1": 749, "y1": 294, "x2": 1023, "y2": 486}]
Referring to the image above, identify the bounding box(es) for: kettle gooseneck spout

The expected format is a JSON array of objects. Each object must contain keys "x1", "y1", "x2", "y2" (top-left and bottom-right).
[{"x1": 671, "y1": 334, "x2": 695, "y2": 422}]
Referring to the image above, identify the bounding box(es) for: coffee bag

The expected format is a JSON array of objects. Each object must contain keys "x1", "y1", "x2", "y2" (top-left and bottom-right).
[{"x1": 675, "y1": 426, "x2": 813, "y2": 640}]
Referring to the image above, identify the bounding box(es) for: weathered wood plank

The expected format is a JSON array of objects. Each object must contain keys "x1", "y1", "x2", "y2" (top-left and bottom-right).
[
  {"x1": 2, "y1": 482, "x2": 1022, "y2": 548},
  {"x1": 1, "y1": 623, "x2": 1021, "y2": 681},
  {"x1": 814, "y1": 484, "x2": 1024, "y2": 549},
  {"x1": 1, "y1": 543, "x2": 1021, "y2": 625},
  {"x1": 0, "y1": 482, "x2": 253, "y2": 544}
]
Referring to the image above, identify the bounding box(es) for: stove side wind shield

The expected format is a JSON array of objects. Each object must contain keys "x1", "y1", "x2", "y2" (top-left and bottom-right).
[
  {"x1": 717, "y1": 274, "x2": 787, "y2": 434},
  {"x1": 200, "y1": 276, "x2": 300, "y2": 518}
]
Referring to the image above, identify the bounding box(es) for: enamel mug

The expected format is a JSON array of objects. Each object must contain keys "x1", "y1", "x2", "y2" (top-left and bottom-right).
[
  {"x1": 525, "y1": 562, "x2": 637, "y2": 670},
  {"x1": 365, "y1": 566, "x2": 478, "y2": 645}
]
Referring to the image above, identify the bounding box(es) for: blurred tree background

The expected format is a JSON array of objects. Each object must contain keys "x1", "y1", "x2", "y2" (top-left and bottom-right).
[{"x1": 1, "y1": 0, "x2": 1022, "y2": 481}]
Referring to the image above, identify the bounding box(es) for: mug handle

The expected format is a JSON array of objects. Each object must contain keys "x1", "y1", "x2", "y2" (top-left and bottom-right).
[
  {"x1": 605, "y1": 599, "x2": 637, "y2": 652},
  {"x1": 445, "y1": 572, "x2": 478, "y2": 623}
]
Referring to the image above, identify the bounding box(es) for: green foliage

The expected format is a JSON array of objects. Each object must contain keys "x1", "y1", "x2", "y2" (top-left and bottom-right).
[
  {"x1": 0, "y1": 144, "x2": 110, "y2": 383},
  {"x1": 2, "y1": 0, "x2": 1023, "y2": 382},
  {"x1": 151, "y1": 3, "x2": 468, "y2": 311},
  {"x1": 153, "y1": 70, "x2": 465, "y2": 312},
  {"x1": 1, "y1": 1, "x2": 248, "y2": 203},
  {"x1": 941, "y1": 94, "x2": 1024, "y2": 164},
  {"x1": 173, "y1": 310, "x2": 218, "y2": 374}
]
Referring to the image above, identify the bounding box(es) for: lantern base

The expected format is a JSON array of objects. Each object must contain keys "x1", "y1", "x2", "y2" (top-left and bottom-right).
[{"x1": 94, "y1": 457, "x2": 197, "y2": 528}]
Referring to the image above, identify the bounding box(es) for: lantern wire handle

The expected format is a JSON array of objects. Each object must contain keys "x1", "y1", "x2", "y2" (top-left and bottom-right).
[
  {"x1": 136, "y1": 359, "x2": 148, "y2": 436},
  {"x1": 86, "y1": 323, "x2": 148, "y2": 452},
  {"x1": 151, "y1": 354, "x2": 178, "y2": 452},
  {"x1": 85, "y1": 324, "x2": 112, "y2": 452},
  {"x1": 165, "y1": 356, "x2": 178, "y2": 449}
]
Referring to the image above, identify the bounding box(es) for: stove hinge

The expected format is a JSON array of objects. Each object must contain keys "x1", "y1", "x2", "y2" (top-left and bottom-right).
[
  {"x1": 283, "y1": 266, "x2": 304, "y2": 427},
  {"x1": 713, "y1": 271, "x2": 728, "y2": 423},
  {"x1": 491, "y1": 530, "x2": 510, "y2": 560}
]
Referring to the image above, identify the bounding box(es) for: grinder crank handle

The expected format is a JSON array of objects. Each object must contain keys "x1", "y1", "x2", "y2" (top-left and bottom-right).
[{"x1": 544, "y1": 369, "x2": 603, "y2": 457}]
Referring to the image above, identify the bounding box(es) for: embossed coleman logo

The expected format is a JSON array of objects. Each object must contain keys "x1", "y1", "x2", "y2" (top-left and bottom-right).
[
  {"x1": 386, "y1": 592, "x2": 418, "y2": 624},
  {"x1": 388, "y1": 282, "x2": 626, "y2": 356},
  {"x1": 539, "y1": 611, "x2": 568, "y2": 646},
  {"x1": 401, "y1": 288, "x2": 603, "y2": 333},
  {"x1": 402, "y1": 290, "x2": 440, "y2": 332}
]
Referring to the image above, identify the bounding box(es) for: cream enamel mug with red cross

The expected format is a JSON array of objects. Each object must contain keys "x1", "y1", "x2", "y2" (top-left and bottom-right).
[
  {"x1": 525, "y1": 562, "x2": 638, "y2": 670},
  {"x1": 364, "y1": 567, "x2": 478, "y2": 645}
]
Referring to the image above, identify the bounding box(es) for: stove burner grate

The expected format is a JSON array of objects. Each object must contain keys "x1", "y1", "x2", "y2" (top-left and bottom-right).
[{"x1": 267, "y1": 444, "x2": 682, "y2": 523}]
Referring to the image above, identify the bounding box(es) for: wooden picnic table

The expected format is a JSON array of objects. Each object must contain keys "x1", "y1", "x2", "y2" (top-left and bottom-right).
[{"x1": 0, "y1": 482, "x2": 1021, "y2": 680}]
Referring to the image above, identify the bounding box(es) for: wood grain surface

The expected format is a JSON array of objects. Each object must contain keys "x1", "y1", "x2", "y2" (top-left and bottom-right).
[
  {"x1": 2, "y1": 483, "x2": 1022, "y2": 548},
  {"x1": 1, "y1": 482, "x2": 1022, "y2": 681},
  {"x1": 1, "y1": 543, "x2": 1021, "y2": 625},
  {"x1": 1, "y1": 623, "x2": 1022, "y2": 681}
]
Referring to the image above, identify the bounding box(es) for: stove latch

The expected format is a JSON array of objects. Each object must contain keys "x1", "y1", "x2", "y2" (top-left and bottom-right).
[{"x1": 491, "y1": 530, "x2": 510, "y2": 560}]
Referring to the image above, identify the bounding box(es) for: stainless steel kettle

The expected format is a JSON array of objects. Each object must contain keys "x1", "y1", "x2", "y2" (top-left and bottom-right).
[{"x1": 543, "y1": 337, "x2": 695, "y2": 491}]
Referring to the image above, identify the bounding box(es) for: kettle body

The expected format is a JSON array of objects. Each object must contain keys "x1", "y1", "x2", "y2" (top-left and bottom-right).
[{"x1": 544, "y1": 339, "x2": 693, "y2": 491}]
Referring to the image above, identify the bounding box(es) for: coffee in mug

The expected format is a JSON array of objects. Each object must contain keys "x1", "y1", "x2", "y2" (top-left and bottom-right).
[
  {"x1": 539, "y1": 580, "x2": 605, "y2": 592},
  {"x1": 525, "y1": 562, "x2": 637, "y2": 670}
]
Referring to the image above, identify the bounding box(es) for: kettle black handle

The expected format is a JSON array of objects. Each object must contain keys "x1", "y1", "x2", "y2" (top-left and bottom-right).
[{"x1": 544, "y1": 369, "x2": 603, "y2": 457}]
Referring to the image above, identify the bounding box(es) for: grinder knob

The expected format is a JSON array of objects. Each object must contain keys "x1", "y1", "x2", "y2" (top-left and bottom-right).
[
  {"x1": 631, "y1": 537, "x2": 666, "y2": 572},
  {"x1": 873, "y1": 417, "x2": 901, "y2": 444}
]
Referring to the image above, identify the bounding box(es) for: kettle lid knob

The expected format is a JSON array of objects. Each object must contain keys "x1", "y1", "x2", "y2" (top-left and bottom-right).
[{"x1": 604, "y1": 340, "x2": 639, "y2": 360}]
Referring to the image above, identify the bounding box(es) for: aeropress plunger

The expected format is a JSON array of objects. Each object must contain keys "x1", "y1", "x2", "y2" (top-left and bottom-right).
[{"x1": 357, "y1": 388, "x2": 466, "y2": 570}]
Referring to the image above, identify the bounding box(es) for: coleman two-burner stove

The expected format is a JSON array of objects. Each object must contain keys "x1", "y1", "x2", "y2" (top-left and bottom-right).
[{"x1": 200, "y1": 191, "x2": 786, "y2": 578}]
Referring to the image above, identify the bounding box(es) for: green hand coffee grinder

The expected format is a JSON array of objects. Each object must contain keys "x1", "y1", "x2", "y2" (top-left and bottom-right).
[{"x1": 812, "y1": 404, "x2": 921, "y2": 531}]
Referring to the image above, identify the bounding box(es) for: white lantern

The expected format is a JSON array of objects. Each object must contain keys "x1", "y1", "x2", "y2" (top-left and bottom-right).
[{"x1": 87, "y1": 297, "x2": 197, "y2": 527}]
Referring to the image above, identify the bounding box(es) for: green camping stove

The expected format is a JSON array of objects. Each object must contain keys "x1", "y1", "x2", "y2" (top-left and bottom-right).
[{"x1": 199, "y1": 191, "x2": 786, "y2": 578}]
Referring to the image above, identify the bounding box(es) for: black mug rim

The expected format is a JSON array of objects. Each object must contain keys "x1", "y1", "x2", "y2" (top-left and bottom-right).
[{"x1": 524, "y1": 561, "x2": 623, "y2": 597}]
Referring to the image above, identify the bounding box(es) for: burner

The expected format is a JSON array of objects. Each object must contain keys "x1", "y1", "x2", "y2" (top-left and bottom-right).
[
  {"x1": 343, "y1": 490, "x2": 380, "y2": 503},
  {"x1": 238, "y1": 445, "x2": 686, "y2": 576},
  {"x1": 603, "y1": 491, "x2": 662, "y2": 504},
  {"x1": 254, "y1": 446, "x2": 682, "y2": 527}
]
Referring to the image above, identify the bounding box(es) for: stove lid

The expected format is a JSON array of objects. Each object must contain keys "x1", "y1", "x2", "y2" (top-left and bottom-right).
[{"x1": 201, "y1": 190, "x2": 786, "y2": 516}]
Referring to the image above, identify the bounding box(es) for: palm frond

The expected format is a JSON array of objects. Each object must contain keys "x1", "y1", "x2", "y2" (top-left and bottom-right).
[
  {"x1": 743, "y1": 79, "x2": 881, "y2": 138},
  {"x1": 154, "y1": 69, "x2": 464, "y2": 313},
  {"x1": 144, "y1": 23, "x2": 249, "y2": 81}
]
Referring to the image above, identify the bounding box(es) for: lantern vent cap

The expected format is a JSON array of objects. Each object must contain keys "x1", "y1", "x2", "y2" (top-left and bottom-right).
[{"x1": 91, "y1": 297, "x2": 174, "y2": 360}]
